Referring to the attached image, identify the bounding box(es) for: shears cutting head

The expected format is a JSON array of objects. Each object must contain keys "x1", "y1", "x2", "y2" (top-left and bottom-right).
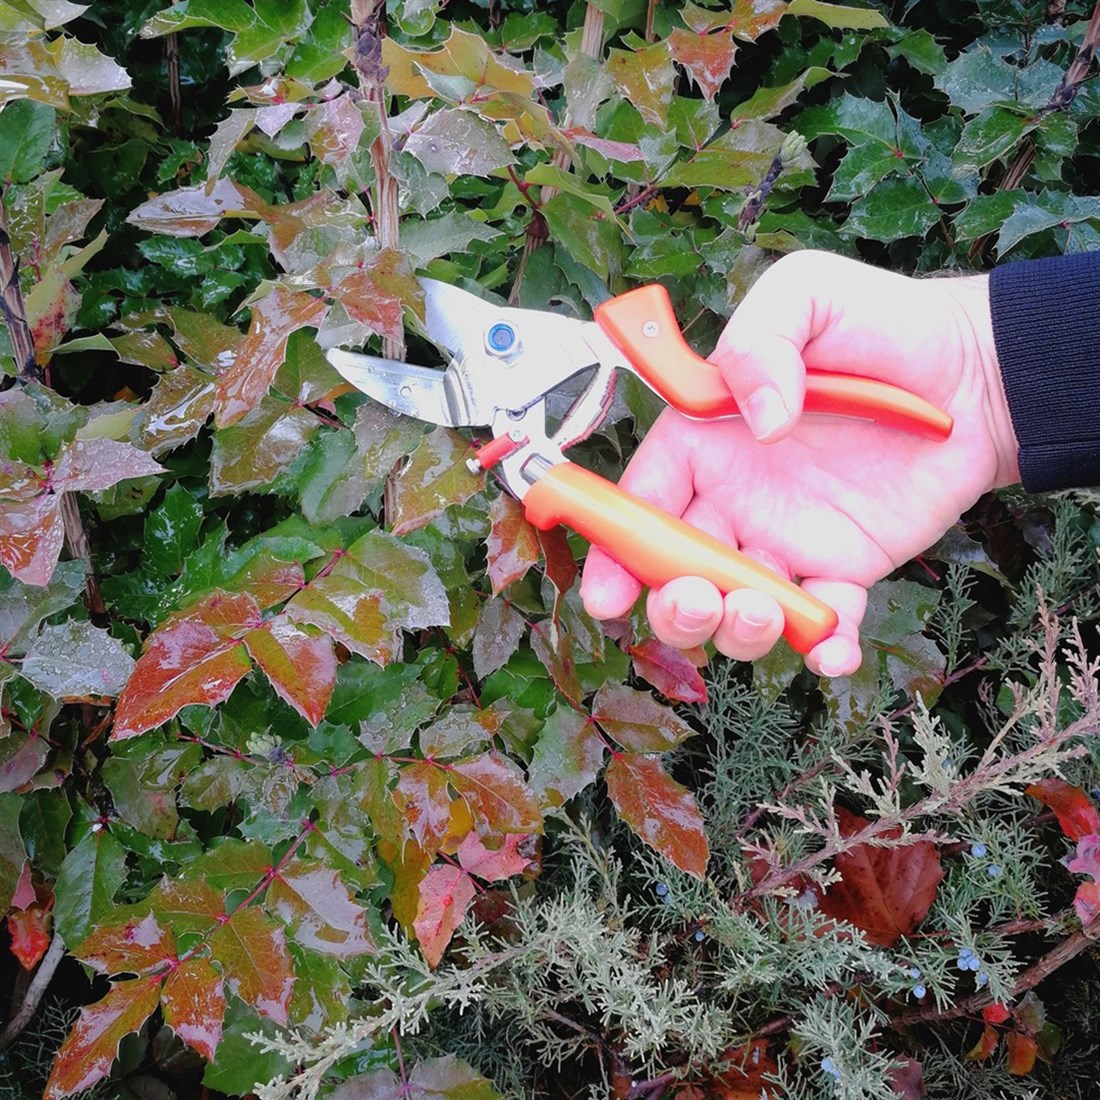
[{"x1": 326, "y1": 279, "x2": 627, "y2": 493}]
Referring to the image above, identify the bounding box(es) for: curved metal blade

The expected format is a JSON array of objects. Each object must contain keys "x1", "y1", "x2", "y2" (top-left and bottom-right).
[
  {"x1": 420, "y1": 278, "x2": 502, "y2": 355},
  {"x1": 326, "y1": 349, "x2": 462, "y2": 427}
]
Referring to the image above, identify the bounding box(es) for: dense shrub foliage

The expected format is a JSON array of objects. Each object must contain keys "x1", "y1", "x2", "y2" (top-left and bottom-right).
[{"x1": 1, "y1": 0, "x2": 1100, "y2": 1097}]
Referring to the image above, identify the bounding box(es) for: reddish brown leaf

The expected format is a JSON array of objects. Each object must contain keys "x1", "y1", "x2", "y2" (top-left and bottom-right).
[
  {"x1": 413, "y1": 864, "x2": 477, "y2": 968},
  {"x1": 528, "y1": 708, "x2": 605, "y2": 808},
  {"x1": 529, "y1": 625, "x2": 581, "y2": 701},
  {"x1": 472, "y1": 597, "x2": 527, "y2": 680},
  {"x1": 126, "y1": 178, "x2": 269, "y2": 237},
  {"x1": 113, "y1": 592, "x2": 259, "y2": 740},
  {"x1": 394, "y1": 761, "x2": 456, "y2": 858},
  {"x1": 708, "y1": 1040, "x2": 778, "y2": 1098},
  {"x1": 593, "y1": 684, "x2": 695, "y2": 752},
  {"x1": 887, "y1": 1058, "x2": 926, "y2": 1100},
  {"x1": 668, "y1": 27, "x2": 738, "y2": 100},
  {"x1": 605, "y1": 753, "x2": 709, "y2": 878},
  {"x1": 242, "y1": 616, "x2": 336, "y2": 726},
  {"x1": 149, "y1": 877, "x2": 225, "y2": 935},
  {"x1": 388, "y1": 427, "x2": 482, "y2": 537},
  {"x1": 607, "y1": 42, "x2": 675, "y2": 127},
  {"x1": 161, "y1": 955, "x2": 225, "y2": 1062},
  {"x1": 628, "y1": 637, "x2": 708, "y2": 704},
  {"x1": 1025, "y1": 778, "x2": 1100, "y2": 841},
  {"x1": 76, "y1": 912, "x2": 175, "y2": 976},
  {"x1": 448, "y1": 751, "x2": 543, "y2": 835},
  {"x1": 486, "y1": 493, "x2": 540, "y2": 596},
  {"x1": 10, "y1": 864, "x2": 36, "y2": 910},
  {"x1": 288, "y1": 577, "x2": 391, "y2": 664},
  {"x1": 1074, "y1": 880, "x2": 1100, "y2": 924},
  {"x1": 266, "y1": 860, "x2": 375, "y2": 958},
  {"x1": 209, "y1": 906, "x2": 294, "y2": 1026},
  {"x1": 456, "y1": 832, "x2": 535, "y2": 883},
  {"x1": 0, "y1": 492, "x2": 65, "y2": 587},
  {"x1": 816, "y1": 807, "x2": 943, "y2": 947},
  {"x1": 1005, "y1": 1031, "x2": 1038, "y2": 1075},
  {"x1": 965, "y1": 1024, "x2": 1000, "y2": 1062},
  {"x1": 538, "y1": 525, "x2": 577, "y2": 595},
  {"x1": 213, "y1": 285, "x2": 329, "y2": 428},
  {"x1": 44, "y1": 979, "x2": 161, "y2": 1099},
  {"x1": 328, "y1": 247, "x2": 423, "y2": 344},
  {"x1": 983, "y1": 1003, "x2": 1012, "y2": 1025},
  {"x1": 725, "y1": 0, "x2": 787, "y2": 41},
  {"x1": 304, "y1": 94, "x2": 366, "y2": 171},
  {"x1": 8, "y1": 905, "x2": 50, "y2": 970},
  {"x1": 55, "y1": 438, "x2": 165, "y2": 492}
]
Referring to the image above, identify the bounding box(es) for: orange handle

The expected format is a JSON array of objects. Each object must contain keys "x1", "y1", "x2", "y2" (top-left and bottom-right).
[
  {"x1": 523, "y1": 462, "x2": 837, "y2": 654},
  {"x1": 594, "y1": 285, "x2": 953, "y2": 441}
]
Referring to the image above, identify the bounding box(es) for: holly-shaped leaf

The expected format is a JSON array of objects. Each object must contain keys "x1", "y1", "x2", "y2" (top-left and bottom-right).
[
  {"x1": 242, "y1": 616, "x2": 336, "y2": 727},
  {"x1": 528, "y1": 708, "x2": 605, "y2": 808},
  {"x1": 161, "y1": 955, "x2": 226, "y2": 1061},
  {"x1": 21, "y1": 620, "x2": 135, "y2": 699},
  {"x1": 627, "y1": 638, "x2": 708, "y2": 705},
  {"x1": 1026, "y1": 778, "x2": 1100, "y2": 841},
  {"x1": 413, "y1": 863, "x2": 477, "y2": 968},
  {"x1": 388, "y1": 427, "x2": 483, "y2": 537},
  {"x1": 605, "y1": 753, "x2": 709, "y2": 878},
  {"x1": 456, "y1": 831, "x2": 535, "y2": 883},
  {"x1": 127, "y1": 178, "x2": 269, "y2": 237},
  {"x1": 607, "y1": 42, "x2": 675, "y2": 127},
  {"x1": 405, "y1": 109, "x2": 515, "y2": 176},
  {"x1": 472, "y1": 597, "x2": 526, "y2": 680},
  {"x1": 668, "y1": 27, "x2": 738, "y2": 100},
  {"x1": 8, "y1": 903, "x2": 50, "y2": 970},
  {"x1": 53, "y1": 829, "x2": 127, "y2": 946},
  {"x1": 448, "y1": 751, "x2": 542, "y2": 834},
  {"x1": 44, "y1": 979, "x2": 161, "y2": 1100},
  {"x1": 394, "y1": 762, "x2": 460, "y2": 857},
  {"x1": 486, "y1": 493, "x2": 540, "y2": 596},
  {"x1": 76, "y1": 912, "x2": 175, "y2": 976},
  {"x1": 327, "y1": 247, "x2": 423, "y2": 345},
  {"x1": 210, "y1": 905, "x2": 294, "y2": 1026},
  {"x1": 816, "y1": 807, "x2": 943, "y2": 946},
  {"x1": 593, "y1": 684, "x2": 695, "y2": 752},
  {"x1": 265, "y1": 859, "x2": 374, "y2": 958}
]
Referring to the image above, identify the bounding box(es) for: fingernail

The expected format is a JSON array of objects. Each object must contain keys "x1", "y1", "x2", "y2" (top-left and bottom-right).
[
  {"x1": 737, "y1": 608, "x2": 769, "y2": 630},
  {"x1": 819, "y1": 659, "x2": 849, "y2": 678},
  {"x1": 744, "y1": 385, "x2": 790, "y2": 440},
  {"x1": 672, "y1": 601, "x2": 712, "y2": 628}
]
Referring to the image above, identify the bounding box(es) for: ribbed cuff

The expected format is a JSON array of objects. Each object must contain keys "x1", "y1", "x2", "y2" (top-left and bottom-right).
[{"x1": 989, "y1": 253, "x2": 1100, "y2": 492}]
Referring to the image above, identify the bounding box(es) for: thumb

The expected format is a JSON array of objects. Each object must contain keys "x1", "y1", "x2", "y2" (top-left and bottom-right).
[{"x1": 710, "y1": 252, "x2": 822, "y2": 442}]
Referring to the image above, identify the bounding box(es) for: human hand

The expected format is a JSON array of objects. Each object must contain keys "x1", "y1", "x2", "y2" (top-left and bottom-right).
[{"x1": 580, "y1": 250, "x2": 1021, "y2": 677}]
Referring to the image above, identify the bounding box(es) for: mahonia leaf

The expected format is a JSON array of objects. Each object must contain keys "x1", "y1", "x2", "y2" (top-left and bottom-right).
[
  {"x1": 605, "y1": 754, "x2": 709, "y2": 878},
  {"x1": 22, "y1": 619, "x2": 135, "y2": 699},
  {"x1": 210, "y1": 906, "x2": 294, "y2": 1026},
  {"x1": 304, "y1": 94, "x2": 366, "y2": 174},
  {"x1": 394, "y1": 762, "x2": 457, "y2": 858},
  {"x1": 214, "y1": 284, "x2": 329, "y2": 428},
  {"x1": 76, "y1": 912, "x2": 175, "y2": 976},
  {"x1": 53, "y1": 830, "x2": 127, "y2": 946},
  {"x1": 133, "y1": 365, "x2": 217, "y2": 455},
  {"x1": 127, "y1": 178, "x2": 269, "y2": 237},
  {"x1": 209, "y1": 397, "x2": 319, "y2": 497},
  {"x1": 528, "y1": 708, "x2": 605, "y2": 808},
  {"x1": 413, "y1": 863, "x2": 477, "y2": 968},
  {"x1": 448, "y1": 751, "x2": 542, "y2": 835},
  {"x1": 161, "y1": 955, "x2": 225, "y2": 1061},
  {"x1": 966, "y1": 1024, "x2": 1000, "y2": 1061},
  {"x1": 816, "y1": 807, "x2": 943, "y2": 946},
  {"x1": 331, "y1": 1055, "x2": 502, "y2": 1099},
  {"x1": 1026, "y1": 779, "x2": 1100, "y2": 841},
  {"x1": 786, "y1": 0, "x2": 889, "y2": 28},
  {"x1": 0, "y1": 559, "x2": 84, "y2": 672},
  {"x1": 607, "y1": 42, "x2": 675, "y2": 127},
  {"x1": 529, "y1": 626, "x2": 581, "y2": 701},
  {"x1": 405, "y1": 108, "x2": 515, "y2": 176},
  {"x1": 1005, "y1": 1031, "x2": 1038, "y2": 1076},
  {"x1": 1074, "y1": 880, "x2": 1100, "y2": 925},
  {"x1": 627, "y1": 638, "x2": 708, "y2": 704},
  {"x1": 538, "y1": 526, "x2": 578, "y2": 596},
  {"x1": 265, "y1": 860, "x2": 374, "y2": 958},
  {"x1": 668, "y1": 27, "x2": 738, "y2": 100},
  {"x1": 327, "y1": 247, "x2": 423, "y2": 344},
  {"x1": 593, "y1": 684, "x2": 695, "y2": 752},
  {"x1": 8, "y1": 903, "x2": 51, "y2": 970},
  {"x1": 242, "y1": 616, "x2": 336, "y2": 727},
  {"x1": 43, "y1": 979, "x2": 161, "y2": 1100},
  {"x1": 486, "y1": 493, "x2": 539, "y2": 596},
  {"x1": 723, "y1": 0, "x2": 787, "y2": 40},
  {"x1": 113, "y1": 591, "x2": 259, "y2": 740},
  {"x1": 472, "y1": 597, "x2": 526, "y2": 680},
  {"x1": 456, "y1": 831, "x2": 534, "y2": 883},
  {"x1": 388, "y1": 427, "x2": 483, "y2": 536}
]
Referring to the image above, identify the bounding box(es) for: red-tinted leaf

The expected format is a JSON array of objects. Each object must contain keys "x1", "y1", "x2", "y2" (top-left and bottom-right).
[
  {"x1": 1073, "y1": 880, "x2": 1100, "y2": 925},
  {"x1": 304, "y1": 94, "x2": 366, "y2": 171},
  {"x1": 55, "y1": 438, "x2": 165, "y2": 493},
  {"x1": 708, "y1": 1040, "x2": 778, "y2": 1098},
  {"x1": 1026, "y1": 778, "x2": 1100, "y2": 841},
  {"x1": 161, "y1": 955, "x2": 225, "y2": 1062},
  {"x1": 388, "y1": 427, "x2": 482, "y2": 537},
  {"x1": 456, "y1": 832, "x2": 535, "y2": 883},
  {"x1": 886, "y1": 1058, "x2": 926, "y2": 1100},
  {"x1": 288, "y1": 577, "x2": 391, "y2": 664},
  {"x1": 394, "y1": 762, "x2": 456, "y2": 858},
  {"x1": 529, "y1": 625, "x2": 581, "y2": 701},
  {"x1": 210, "y1": 906, "x2": 294, "y2": 1026},
  {"x1": 605, "y1": 753, "x2": 709, "y2": 878},
  {"x1": 43, "y1": 979, "x2": 161, "y2": 1099},
  {"x1": 593, "y1": 684, "x2": 695, "y2": 752},
  {"x1": 243, "y1": 616, "x2": 336, "y2": 726},
  {"x1": 560, "y1": 128, "x2": 647, "y2": 162},
  {"x1": 726, "y1": 0, "x2": 787, "y2": 41},
  {"x1": 77, "y1": 912, "x2": 175, "y2": 976},
  {"x1": 331, "y1": 1055, "x2": 501, "y2": 1099},
  {"x1": 448, "y1": 751, "x2": 543, "y2": 835},
  {"x1": 0, "y1": 492, "x2": 64, "y2": 587},
  {"x1": 816, "y1": 808, "x2": 943, "y2": 947},
  {"x1": 528, "y1": 708, "x2": 605, "y2": 808},
  {"x1": 266, "y1": 860, "x2": 375, "y2": 958},
  {"x1": 328, "y1": 247, "x2": 423, "y2": 344},
  {"x1": 150, "y1": 877, "x2": 225, "y2": 936},
  {"x1": 8, "y1": 905, "x2": 50, "y2": 970},
  {"x1": 537, "y1": 525, "x2": 577, "y2": 595},
  {"x1": 607, "y1": 42, "x2": 675, "y2": 127},
  {"x1": 628, "y1": 638, "x2": 708, "y2": 704},
  {"x1": 213, "y1": 285, "x2": 329, "y2": 428},
  {"x1": 668, "y1": 27, "x2": 738, "y2": 100},
  {"x1": 113, "y1": 592, "x2": 259, "y2": 740},
  {"x1": 1066, "y1": 834, "x2": 1100, "y2": 881},
  {"x1": 486, "y1": 493, "x2": 540, "y2": 596},
  {"x1": 472, "y1": 596, "x2": 526, "y2": 680},
  {"x1": 413, "y1": 863, "x2": 477, "y2": 968},
  {"x1": 126, "y1": 178, "x2": 268, "y2": 237},
  {"x1": 965, "y1": 1024, "x2": 1000, "y2": 1062},
  {"x1": 1005, "y1": 1031, "x2": 1038, "y2": 1075},
  {"x1": 983, "y1": 1003, "x2": 1012, "y2": 1025}
]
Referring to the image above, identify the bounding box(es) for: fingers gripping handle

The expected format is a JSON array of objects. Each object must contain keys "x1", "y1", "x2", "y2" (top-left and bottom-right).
[
  {"x1": 523, "y1": 462, "x2": 838, "y2": 654},
  {"x1": 594, "y1": 285, "x2": 954, "y2": 441}
]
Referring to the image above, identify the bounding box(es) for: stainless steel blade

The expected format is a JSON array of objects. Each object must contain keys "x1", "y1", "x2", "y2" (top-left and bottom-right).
[
  {"x1": 420, "y1": 278, "x2": 502, "y2": 355},
  {"x1": 326, "y1": 349, "x2": 463, "y2": 427}
]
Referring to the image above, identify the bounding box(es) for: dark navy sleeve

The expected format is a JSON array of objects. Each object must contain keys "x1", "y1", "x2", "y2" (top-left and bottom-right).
[{"x1": 989, "y1": 252, "x2": 1100, "y2": 492}]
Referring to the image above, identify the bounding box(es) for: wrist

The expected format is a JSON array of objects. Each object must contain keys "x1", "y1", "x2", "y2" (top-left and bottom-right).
[{"x1": 942, "y1": 273, "x2": 1022, "y2": 489}]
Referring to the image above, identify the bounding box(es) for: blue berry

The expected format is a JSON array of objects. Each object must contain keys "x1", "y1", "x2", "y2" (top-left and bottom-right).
[
  {"x1": 971, "y1": 842, "x2": 988, "y2": 858},
  {"x1": 941, "y1": 757, "x2": 953, "y2": 770},
  {"x1": 976, "y1": 971, "x2": 989, "y2": 988},
  {"x1": 821, "y1": 1056, "x2": 841, "y2": 1079},
  {"x1": 655, "y1": 882, "x2": 668, "y2": 897},
  {"x1": 912, "y1": 984, "x2": 927, "y2": 999},
  {"x1": 967, "y1": 955, "x2": 982, "y2": 972},
  {"x1": 908, "y1": 966, "x2": 922, "y2": 979},
  {"x1": 987, "y1": 864, "x2": 1003, "y2": 879},
  {"x1": 694, "y1": 930, "x2": 705, "y2": 942}
]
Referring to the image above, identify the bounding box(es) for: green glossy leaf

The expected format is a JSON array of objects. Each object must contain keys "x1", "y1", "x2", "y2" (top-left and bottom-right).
[
  {"x1": 22, "y1": 619, "x2": 135, "y2": 699},
  {"x1": 405, "y1": 109, "x2": 515, "y2": 176},
  {"x1": 54, "y1": 829, "x2": 128, "y2": 945},
  {"x1": 265, "y1": 858, "x2": 374, "y2": 958},
  {"x1": 528, "y1": 708, "x2": 605, "y2": 808},
  {"x1": 0, "y1": 98, "x2": 55, "y2": 183},
  {"x1": 841, "y1": 175, "x2": 939, "y2": 242},
  {"x1": 210, "y1": 905, "x2": 294, "y2": 1026},
  {"x1": 0, "y1": 792, "x2": 27, "y2": 911}
]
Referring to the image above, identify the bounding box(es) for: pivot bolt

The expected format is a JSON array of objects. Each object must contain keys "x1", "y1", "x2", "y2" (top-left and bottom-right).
[
  {"x1": 642, "y1": 320, "x2": 660, "y2": 338},
  {"x1": 486, "y1": 322, "x2": 520, "y2": 358}
]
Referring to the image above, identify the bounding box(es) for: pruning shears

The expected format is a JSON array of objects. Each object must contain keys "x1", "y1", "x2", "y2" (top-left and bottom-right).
[{"x1": 326, "y1": 280, "x2": 953, "y2": 655}]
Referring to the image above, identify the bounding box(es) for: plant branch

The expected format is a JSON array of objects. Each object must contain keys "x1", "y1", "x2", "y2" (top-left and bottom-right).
[
  {"x1": 0, "y1": 932, "x2": 66, "y2": 1049},
  {"x1": 0, "y1": 198, "x2": 42, "y2": 384}
]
